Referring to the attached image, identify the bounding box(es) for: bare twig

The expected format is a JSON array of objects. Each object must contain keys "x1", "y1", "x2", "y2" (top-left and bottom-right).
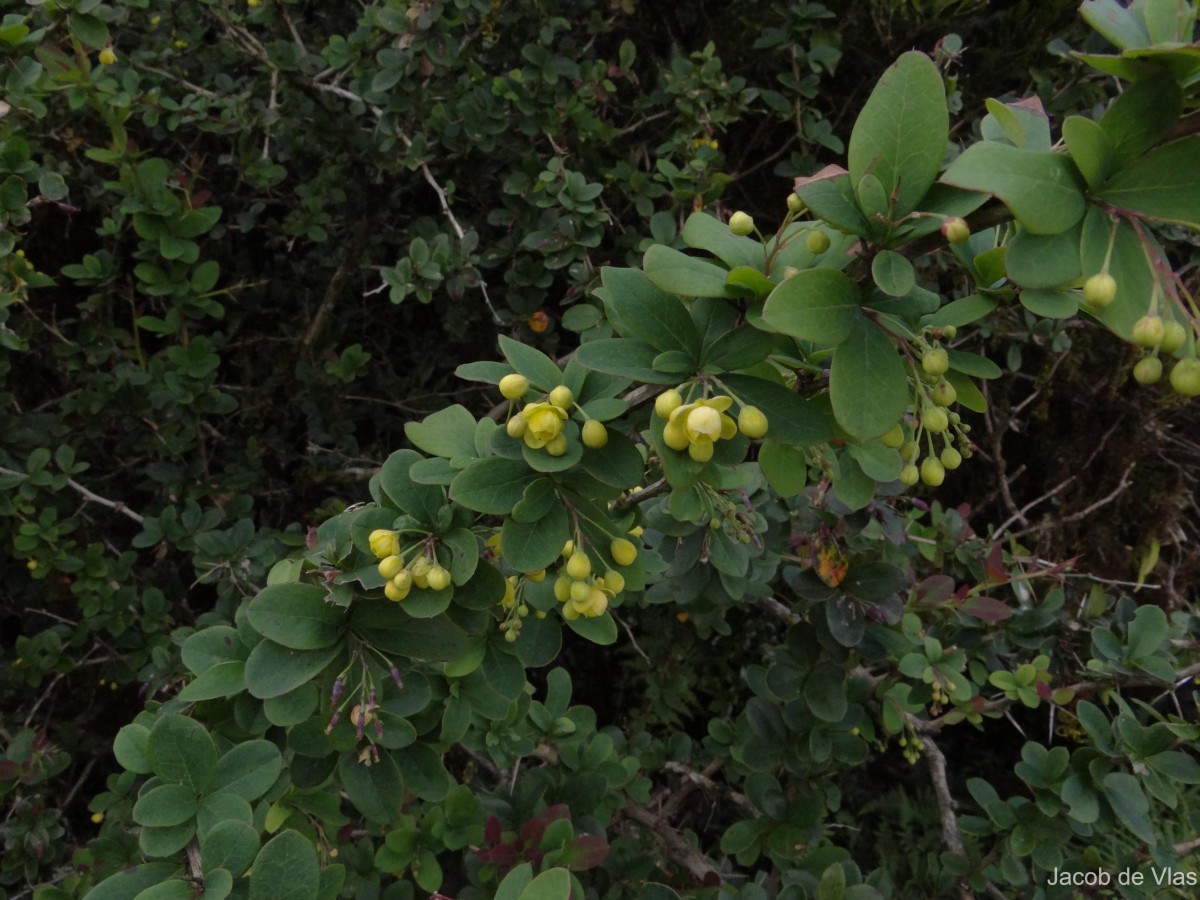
[
  {"x1": 622, "y1": 802, "x2": 722, "y2": 885},
  {"x1": 920, "y1": 732, "x2": 967, "y2": 866},
  {"x1": 0, "y1": 465, "x2": 145, "y2": 524},
  {"x1": 613, "y1": 613, "x2": 651, "y2": 665},
  {"x1": 300, "y1": 220, "x2": 370, "y2": 350},
  {"x1": 756, "y1": 595, "x2": 801, "y2": 626}
]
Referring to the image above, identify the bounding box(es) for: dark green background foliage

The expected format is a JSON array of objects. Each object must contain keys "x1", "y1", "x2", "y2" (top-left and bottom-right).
[{"x1": 2, "y1": 0, "x2": 1199, "y2": 898}]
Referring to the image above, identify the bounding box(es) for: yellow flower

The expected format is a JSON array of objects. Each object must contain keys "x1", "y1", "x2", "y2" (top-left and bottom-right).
[
  {"x1": 685, "y1": 406, "x2": 722, "y2": 444},
  {"x1": 521, "y1": 402, "x2": 567, "y2": 449}
]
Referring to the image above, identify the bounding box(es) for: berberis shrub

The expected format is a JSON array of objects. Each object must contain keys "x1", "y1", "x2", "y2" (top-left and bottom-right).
[{"x1": 3, "y1": 1, "x2": 1200, "y2": 899}]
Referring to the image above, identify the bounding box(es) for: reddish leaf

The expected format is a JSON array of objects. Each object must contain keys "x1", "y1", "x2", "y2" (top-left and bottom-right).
[
  {"x1": 815, "y1": 541, "x2": 849, "y2": 588},
  {"x1": 484, "y1": 815, "x2": 502, "y2": 846},
  {"x1": 960, "y1": 595, "x2": 1013, "y2": 623},
  {"x1": 983, "y1": 544, "x2": 1009, "y2": 585},
  {"x1": 565, "y1": 835, "x2": 609, "y2": 871},
  {"x1": 1036, "y1": 681, "x2": 1053, "y2": 700},
  {"x1": 916, "y1": 574, "x2": 955, "y2": 606}
]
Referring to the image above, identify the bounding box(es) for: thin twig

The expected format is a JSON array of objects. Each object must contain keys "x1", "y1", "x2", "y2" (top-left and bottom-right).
[
  {"x1": 300, "y1": 221, "x2": 370, "y2": 350},
  {"x1": 622, "y1": 801, "x2": 722, "y2": 885},
  {"x1": 920, "y1": 733, "x2": 966, "y2": 858},
  {"x1": 614, "y1": 613, "x2": 651, "y2": 665},
  {"x1": 0, "y1": 466, "x2": 145, "y2": 524}
]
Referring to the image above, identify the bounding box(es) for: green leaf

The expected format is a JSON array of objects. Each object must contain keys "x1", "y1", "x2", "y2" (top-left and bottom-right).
[
  {"x1": 574, "y1": 338, "x2": 681, "y2": 384},
  {"x1": 133, "y1": 784, "x2": 198, "y2": 827},
  {"x1": 83, "y1": 864, "x2": 182, "y2": 900},
  {"x1": 379, "y1": 449, "x2": 442, "y2": 523},
  {"x1": 643, "y1": 245, "x2": 733, "y2": 298},
  {"x1": 197, "y1": 793, "x2": 252, "y2": 837},
  {"x1": 1099, "y1": 71, "x2": 1181, "y2": 166},
  {"x1": 1127, "y1": 604, "x2": 1168, "y2": 659},
  {"x1": 181, "y1": 626, "x2": 246, "y2": 675},
  {"x1": 941, "y1": 144, "x2": 1086, "y2": 234},
  {"x1": 499, "y1": 334, "x2": 562, "y2": 390},
  {"x1": 349, "y1": 607, "x2": 470, "y2": 661},
  {"x1": 758, "y1": 440, "x2": 808, "y2": 497},
  {"x1": 793, "y1": 166, "x2": 871, "y2": 237},
  {"x1": 805, "y1": 663, "x2": 848, "y2": 723},
  {"x1": 405, "y1": 405, "x2": 477, "y2": 460},
  {"x1": 1063, "y1": 116, "x2": 1116, "y2": 190},
  {"x1": 208, "y1": 740, "x2": 283, "y2": 802},
  {"x1": 946, "y1": 350, "x2": 1002, "y2": 379},
  {"x1": 1020, "y1": 290, "x2": 1078, "y2": 318},
  {"x1": 263, "y1": 682, "x2": 318, "y2": 727},
  {"x1": 394, "y1": 742, "x2": 453, "y2": 801},
  {"x1": 1005, "y1": 225, "x2": 1082, "y2": 289},
  {"x1": 147, "y1": 715, "x2": 217, "y2": 792},
  {"x1": 249, "y1": 831, "x2": 319, "y2": 900},
  {"x1": 244, "y1": 640, "x2": 340, "y2": 700},
  {"x1": 140, "y1": 822, "x2": 197, "y2": 859},
  {"x1": 922, "y1": 294, "x2": 997, "y2": 328},
  {"x1": 720, "y1": 374, "x2": 833, "y2": 446},
  {"x1": 599, "y1": 266, "x2": 701, "y2": 355},
  {"x1": 450, "y1": 457, "x2": 537, "y2": 514},
  {"x1": 177, "y1": 660, "x2": 245, "y2": 702},
  {"x1": 517, "y1": 868, "x2": 572, "y2": 900},
  {"x1": 871, "y1": 250, "x2": 915, "y2": 297},
  {"x1": 725, "y1": 266, "x2": 776, "y2": 299},
  {"x1": 247, "y1": 583, "x2": 345, "y2": 650},
  {"x1": 1096, "y1": 137, "x2": 1200, "y2": 229},
  {"x1": 1102, "y1": 772, "x2": 1156, "y2": 842},
  {"x1": 581, "y1": 429, "x2": 644, "y2": 489},
  {"x1": 201, "y1": 820, "x2": 259, "y2": 881},
  {"x1": 338, "y1": 751, "x2": 405, "y2": 823},
  {"x1": 501, "y1": 501, "x2": 570, "y2": 573},
  {"x1": 114, "y1": 724, "x2": 154, "y2": 774},
  {"x1": 817, "y1": 862, "x2": 847, "y2": 900},
  {"x1": 566, "y1": 612, "x2": 618, "y2": 646},
  {"x1": 701, "y1": 325, "x2": 773, "y2": 371},
  {"x1": 828, "y1": 319, "x2": 908, "y2": 441},
  {"x1": 70, "y1": 13, "x2": 109, "y2": 48},
  {"x1": 680, "y1": 212, "x2": 763, "y2": 268},
  {"x1": 847, "y1": 52, "x2": 948, "y2": 217},
  {"x1": 495, "y1": 863, "x2": 535, "y2": 900},
  {"x1": 1080, "y1": 0, "x2": 1151, "y2": 50},
  {"x1": 983, "y1": 97, "x2": 1050, "y2": 151},
  {"x1": 761, "y1": 268, "x2": 862, "y2": 345}
]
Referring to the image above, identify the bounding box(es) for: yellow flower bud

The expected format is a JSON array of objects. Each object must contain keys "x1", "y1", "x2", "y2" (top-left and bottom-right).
[
  {"x1": 582, "y1": 420, "x2": 608, "y2": 449},
  {"x1": 548, "y1": 385, "x2": 574, "y2": 410},
  {"x1": 368, "y1": 529, "x2": 400, "y2": 559},
  {"x1": 729, "y1": 211, "x2": 754, "y2": 236},
  {"x1": 603, "y1": 569, "x2": 625, "y2": 594},
  {"x1": 566, "y1": 551, "x2": 591, "y2": 580},
  {"x1": 378, "y1": 555, "x2": 404, "y2": 580},
  {"x1": 545, "y1": 434, "x2": 568, "y2": 456},
  {"x1": 427, "y1": 565, "x2": 451, "y2": 591},
  {"x1": 610, "y1": 538, "x2": 637, "y2": 567},
  {"x1": 655, "y1": 389, "x2": 683, "y2": 420},
  {"x1": 384, "y1": 580, "x2": 410, "y2": 602},
  {"x1": 98, "y1": 47, "x2": 117, "y2": 65},
  {"x1": 499, "y1": 373, "x2": 529, "y2": 400},
  {"x1": 737, "y1": 406, "x2": 768, "y2": 439}
]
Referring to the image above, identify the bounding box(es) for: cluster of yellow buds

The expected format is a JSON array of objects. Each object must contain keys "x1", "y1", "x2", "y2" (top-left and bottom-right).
[
  {"x1": 497, "y1": 568, "x2": 550, "y2": 642},
  {"x1": 499, "y1": 376, "x2": 609, "y2": 455},
  {"x1": 898, "y1": 725, "x2": 925, "y2": 765},
  {"x1": 655, "y1": 388, "x2": 768, "y2": 462},
  {"x1": 369, "y1": 529, "x2": 450, "y2": 602},
  {"x1": 550, "y1": 537, "x2": 635, "y2": 620}
]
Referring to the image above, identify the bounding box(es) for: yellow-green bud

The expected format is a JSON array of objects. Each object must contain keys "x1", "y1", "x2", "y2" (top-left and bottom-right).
[
  {"x1": 655, "y1": 389, "x2": 683, "y2": 420},
  {"x1": 610, "y1": 537, "x2": 637, "y2": 567},
  {"x1": 499, "y1": 373, "x2": 530, "y2": 400},
  {"x1": 806, "y1": 230, "x2": 831, "y2": 254},
  {"x1": 786, "y1": 193, "x2": 805, "y2": 214},
  {"x1": 729, "y1": 211, "x2": 754, "y2": 236},
  {"x1": 566, "y1": 551, "x2": 591, "y2": 580},
  {"x1": 427, "y1": 565, "x2": 451, "y2": 591},
  {"x1": 378, "y1": 555, "x2": 405, "y2": 580},
  {"x1": 548, "y1": 385, "x2": 574, "y2": 409},
  {"x1": 737, "y1": 406, "x2": 768, "y2": 439},
  {"x1": 582, "y1": 420, "x2": 608, "y2": 449},
  {"x1": 1160, "y1": 321, "x2": 1187, "y2": 354},
  {"x1": 1082, "y1": 273, "x2": 1116, "y2": 308},
  {"x1": 1132, "y1": 315, "x2": 1165, "y2": 348},
  {"x1": 368, "y1": 529, "x2": 400, "y2": 559}
]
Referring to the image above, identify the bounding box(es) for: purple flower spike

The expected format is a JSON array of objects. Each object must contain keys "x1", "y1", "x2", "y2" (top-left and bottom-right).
[
  {"x1": 390, "y1": 667, "x2": 403, "y2": 689},
  {"x1": 368, "y1": 688, "x2": 377, "y2": 710},
  {"x1": 331, "y1": 678, "x2": 344, "y2": 706},
  {"x1": 374, "y1": 718, "x2": 384, "y2": 740},
  {"x1": 324, "y1": 712, "x2": 339, "y2": 735}
]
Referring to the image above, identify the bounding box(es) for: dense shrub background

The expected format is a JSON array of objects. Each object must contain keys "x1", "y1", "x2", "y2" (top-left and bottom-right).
[{"x1": 2, "y1": 1, "x2": 1199, "y2": 898}]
